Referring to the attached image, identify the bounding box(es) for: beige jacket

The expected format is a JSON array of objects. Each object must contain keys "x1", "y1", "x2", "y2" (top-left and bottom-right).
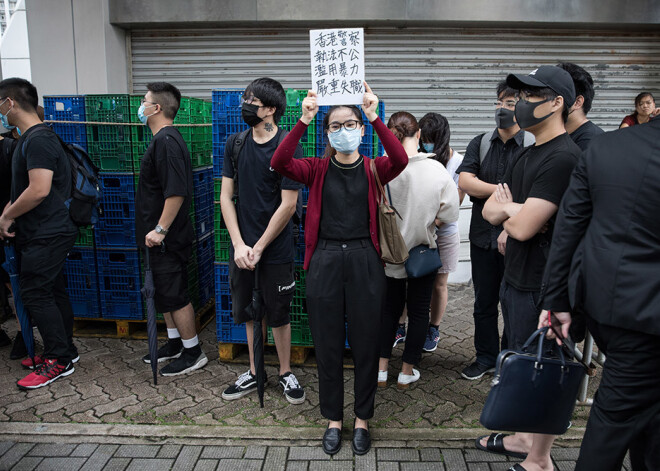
[{"x1": 384, "y1": 153, "x2": 460, "y2": 279}]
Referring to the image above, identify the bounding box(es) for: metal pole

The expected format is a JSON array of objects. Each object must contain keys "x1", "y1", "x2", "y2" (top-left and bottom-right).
[{"x1": 576, "y1": 332, "x2": 595, "y2": 404}]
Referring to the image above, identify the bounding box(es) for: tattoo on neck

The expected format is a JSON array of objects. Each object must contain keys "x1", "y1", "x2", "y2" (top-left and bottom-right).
[{"x1": 264, "y1": 122, "x2": 274, "y2": 132}]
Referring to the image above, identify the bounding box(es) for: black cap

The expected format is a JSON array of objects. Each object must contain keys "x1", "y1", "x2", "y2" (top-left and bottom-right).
[{"x1": 506, "y1": 66, "x2": 576, "y2": 108}]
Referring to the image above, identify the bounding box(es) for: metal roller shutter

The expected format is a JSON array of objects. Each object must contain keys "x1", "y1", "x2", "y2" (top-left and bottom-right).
[
  {"x1": 131, "y1": 27, "x2": 660, "y2": 282},
  {"x1": 131, "y1": 27, "x2": 660, "y2": 151}
]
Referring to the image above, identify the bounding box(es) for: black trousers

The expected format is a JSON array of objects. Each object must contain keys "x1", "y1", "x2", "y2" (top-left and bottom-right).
[
  {"x1": 19, "y1": 234, "x2": 77, "y2": 363},
  {"x1": 306, "y1": 239, "x2": 386, "y2": 421},
  {"x1": 576, "y1": 317, "x2": 660, "y2": 471},
  {"x1": 470, "y1": 244, "x2": 507, "y2": 366},
  {"x1": 379, "y1": 273, "x2": 435, "y2": 365}
]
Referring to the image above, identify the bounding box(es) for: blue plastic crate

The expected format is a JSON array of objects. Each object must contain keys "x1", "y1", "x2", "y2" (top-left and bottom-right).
[
  {"x1": 193, "y1": 167, "x2": 214, "y2": 237},
  {"x1": 95, "y1": 173, "x2": 136, "y2": 247},
  {"x1": 97, "y1": 249, "x2": 143, "y2": 319},
  {"x1": 63, "y1": 247, "x2": 100, "y2": 318},
  {"x1": 214, "y1": 262, "x2": 230, "y2": 293},
  {"x1": 44, "y1": 95, "x2": 88, "y2": 150}
]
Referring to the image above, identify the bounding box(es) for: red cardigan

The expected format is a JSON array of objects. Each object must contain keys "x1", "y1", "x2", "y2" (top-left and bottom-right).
[{"x1": 271, "y1": 116, "x2": 408, "y2": 269}]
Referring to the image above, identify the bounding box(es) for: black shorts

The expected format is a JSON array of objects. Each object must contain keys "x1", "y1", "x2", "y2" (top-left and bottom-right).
[
  {"x1": 229, "y1": 260, "x2": 294, "y2": 328},
  {"x1": 150, "y1": 245, "x2": 192, "y2": 313}
]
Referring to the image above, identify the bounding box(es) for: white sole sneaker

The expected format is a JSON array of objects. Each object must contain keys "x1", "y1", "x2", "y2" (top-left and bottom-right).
[
  {"x1": 143, "y1": 351, "x2": 182, "y2": 364},
  {"x1": 160, "y1": 353, "x2": 208, "y2": 377},
  {"x1": 397, "y1": 369, "x2": 420, "y2": 389},
  {"x1": 377, "y1": 370, "x2": 388, "y2": 388},
  {"x1": 18, "y1": 366, "x2": 75, "y2": 390},
  {"x1": 284, "y1": 392, "x2": 306, "y2": 405},
  {"x1": 222, "y1": 386, "x2": 257, "y2": 400},
  {"x1": 72, "y1": 355, "x2": 80, "y2": 363}
]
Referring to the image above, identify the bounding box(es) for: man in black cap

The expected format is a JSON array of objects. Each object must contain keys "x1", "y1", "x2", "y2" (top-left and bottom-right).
[{"x1": 478, "y1": 65, "x2": 582, "y2": 471}]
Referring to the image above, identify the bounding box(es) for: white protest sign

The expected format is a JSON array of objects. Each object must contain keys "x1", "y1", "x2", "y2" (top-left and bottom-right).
[{"x1": 309, "y1": 28, "x2": 365, "y2": 106}]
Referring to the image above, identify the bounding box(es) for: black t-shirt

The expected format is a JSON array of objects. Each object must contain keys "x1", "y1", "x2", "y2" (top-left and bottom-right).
[
  {"x1": 222, "y1": 128, "x2": 303, "y2": 264},
  {"x1": 569, "y1": 121, "x2": 605, "y2": 151},
  {"x1": 10, "y1": 124, "x2": 77, "y2": 244},
  {"x1": 503, "y1": 133, "x2": 580, "y2": 291},
  {"x1": 319, "y1": 155, "x2": 370, "y2": 241},
  {"x1": 135, "y1": 126, "x2": 194, "y2": 250},
  {"x1": 457, "y1": 129, "x2": 529, "y2": 250},
  {"x1": 0, "y1": 135, "x2": 17, "y2": 209}
]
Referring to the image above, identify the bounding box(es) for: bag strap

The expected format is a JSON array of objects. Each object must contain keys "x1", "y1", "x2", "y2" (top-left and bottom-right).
[
  {"x1": 370, "y1": 158, "x2": 388, "y2": 205},
  {"x1": 230, "y1": 128, "x2": 251, "y2": 201},
  {"x1": 479, "y1": 131, "x2": 492, "y2": 164}
]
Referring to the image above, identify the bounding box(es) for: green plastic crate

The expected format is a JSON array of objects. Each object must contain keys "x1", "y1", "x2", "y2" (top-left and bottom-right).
[
  {"x1": 214, "y1": 178, "x2": 222, "y2": 202},
  {"x1": 75, "y1": 226, "x2": 94, "y2": 247},
  {"x1": 214, "y1": 227, "x2": 231, "y2": 263}
]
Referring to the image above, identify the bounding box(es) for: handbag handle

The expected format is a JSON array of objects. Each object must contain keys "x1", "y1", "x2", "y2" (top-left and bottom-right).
[
  {"x1": 370, "y1": 159, "x2": 389, "y2": 205},
  {"x1": 522, "y1": 327, "x2": 567, "y2": 369}
]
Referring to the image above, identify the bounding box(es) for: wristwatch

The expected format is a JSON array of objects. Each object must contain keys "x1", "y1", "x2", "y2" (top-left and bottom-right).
[{"x1": 155, "y1": 224, "x2": 169, "y2": 235}]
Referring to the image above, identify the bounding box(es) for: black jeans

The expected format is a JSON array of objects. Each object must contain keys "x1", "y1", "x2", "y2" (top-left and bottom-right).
[
  {"x1": 19, "y1": 233, "x2": 77, "y2": 363},
  {"x1": 576, "y1": 318, "x2": 660, "y2": 471},
  {"x1": 306, "y1": 239, "x2": 386, "y2": 422},
  {"x1": 379, "y1": 273, "x2": 435, "y2": 366},
  {"x1": 499, "y1": 280, "x2": 540, "y2": 351},
  {"x1": 470, "y1": 244, "x2": 507, "y2": 366}
]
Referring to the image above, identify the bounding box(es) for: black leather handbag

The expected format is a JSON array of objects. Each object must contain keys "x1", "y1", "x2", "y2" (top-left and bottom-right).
[
  {"x1": 479, "y1": 327, "x2": 587, "y2": 435},
  {"x1": 405, "y1": 244, "x2": 443, "y2": 278}
]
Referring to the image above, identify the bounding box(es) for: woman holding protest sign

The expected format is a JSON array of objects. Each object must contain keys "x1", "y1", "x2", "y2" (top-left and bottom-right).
[{"x1": 271, "y1": 82, "x2": 407, "y2": 456}]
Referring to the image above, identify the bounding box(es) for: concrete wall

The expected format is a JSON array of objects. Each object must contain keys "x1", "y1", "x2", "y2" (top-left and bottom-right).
[
  {"x1": 1, "y1": 0, "x2": 31, "y2": 81},
  {"x1": 109, "y1": 0, "x2": 660, "y2": 30},
  {"x1": 24, "y1": 0, "x2": 128, "y2": 101}
]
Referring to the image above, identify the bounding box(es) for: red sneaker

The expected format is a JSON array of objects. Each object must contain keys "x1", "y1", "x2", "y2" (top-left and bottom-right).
[
  {"x1": 21, "y1": 355, "x2": 44, "y2": 370},
  {"x1": 16, "y1": 359, "x2": 74, "y2": 390}
]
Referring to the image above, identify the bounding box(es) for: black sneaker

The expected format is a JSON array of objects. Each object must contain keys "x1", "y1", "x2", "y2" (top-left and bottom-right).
[
  {"x1": 10, "y1": 332, "x2": 28, "y2": 360},
  {"x1": 461, "y1": 361, "x2": 495, "y2": 380},
  {"x1": 159, "y1": 347, "x2": 208, "y2": 376},
  {"x1": 279, "y1": 372, "x2": 305, "y2": 405},
  {"x1": 142, "y1": 339, "x2": 184, "y2": 364},
  {"x1": 222, "y1": 370, "x2": 261, "y2": 400}
]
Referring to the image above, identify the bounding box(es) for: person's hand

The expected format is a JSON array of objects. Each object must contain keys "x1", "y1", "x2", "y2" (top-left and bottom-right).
[
  {"x1": 497, "y1": 230, "x2": 508, "y2": 256},
  {"x1": 362, "y1": 82, "x2": 379, "y2": 122},
  {"x1": 234, "y1": 243, "x2": 255, "y2": 270},
  {"x1": 538, "y1": 310, "x2": 572, "y2": 345},
  {"x1": 0, "y1": 213, "x2": 15, "y2": 240},
  {"x1": 301, "y1": 90, "x2": 318, "y2": 125},
  {"x1": 494, "y1": 183, "x2": 513, "y2": 204},
  {"x1": 145, "y1": 230, "x2": 165, "y2": 248}
]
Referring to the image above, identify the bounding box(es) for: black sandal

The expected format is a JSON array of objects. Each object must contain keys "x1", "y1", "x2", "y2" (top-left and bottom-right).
[{"x1": 475, "y1": 433, "x2": 528, "y2": 460}]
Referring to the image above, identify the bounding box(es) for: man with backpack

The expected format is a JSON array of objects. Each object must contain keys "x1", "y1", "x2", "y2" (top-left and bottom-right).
[
  {"x1": 456, "y1": 80, "x2": 534, "y2": 381},
  {"x1": 136, "y1": 82, "x2": 207, "y2": 376},
  {"x1": 220, "y1": 77, "x2": 305, "y2": 404},
  {"x1": 0, "y1": 78, "x2": 79, "y2": 389}
]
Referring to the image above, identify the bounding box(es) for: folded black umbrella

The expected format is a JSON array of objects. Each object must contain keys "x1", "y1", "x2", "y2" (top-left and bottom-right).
[
  {"x1": 245, "y1": 264, "x2": 266, "y2": 408},
  {"x1": 141, "y1": 248, "x2": 158, "y2": 385}
]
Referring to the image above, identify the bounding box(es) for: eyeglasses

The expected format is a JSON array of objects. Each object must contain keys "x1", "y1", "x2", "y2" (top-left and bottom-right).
[
  {"x1": 240, "y1": 95, "x2": 264, "y2": 107},
  {"x1": 327, "y1": 120, "x2": 361, "y2": 133},
  {"x1": 495, "y1": 99, "x2": 518, "y2": 109}
]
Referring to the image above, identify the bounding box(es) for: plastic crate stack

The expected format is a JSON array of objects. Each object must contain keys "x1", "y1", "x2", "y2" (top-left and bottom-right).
[{"x1": 47, "y1": 93, "x2": 213, "y2": 321}]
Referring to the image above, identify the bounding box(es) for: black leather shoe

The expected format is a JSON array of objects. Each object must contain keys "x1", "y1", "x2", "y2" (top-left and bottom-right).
[
  {"x1": 352, "y1": 427, "x2": 371, "y2": 455},
  {"x1": 322, "y1": 427, "x2": 342, "y2": 455}
]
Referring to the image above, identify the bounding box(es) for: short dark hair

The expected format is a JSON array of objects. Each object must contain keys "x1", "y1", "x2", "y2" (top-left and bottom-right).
[
  {"x1": 146, "y1": 82, "x2": 181, "y2": 120},
  {"x1": 0, "y1": 77, "x2": 38, "y2": 112},
  {"x1": 496, "y1": 80, "x2": 518, "y2": 100},
  {"x1": 558, "y1": 62, "x2": 595, "y2": 114},
  {"x1": 520, "y1": 86, "x2": 569, "y2": 123},
  {"x1": 321, "y1": 105, "x2": 363, "y2": 159},
  {"x1": 418, "y1": 112, "x2": 451, "y2": 167},
  {"x1": 244, "y1": 77, "x2": 287, "y2": 124}
]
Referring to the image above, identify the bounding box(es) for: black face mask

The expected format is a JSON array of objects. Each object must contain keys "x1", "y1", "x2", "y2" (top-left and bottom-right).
[
  {"x1": 495, "y1": 108, "x2": 516, "y2": 129},
  {"x1": 514, "y1": 98, "x2": 553, "y2": 130},
  {"x1": 241, "y1": 103, "x2": 263, "y2": 127}
]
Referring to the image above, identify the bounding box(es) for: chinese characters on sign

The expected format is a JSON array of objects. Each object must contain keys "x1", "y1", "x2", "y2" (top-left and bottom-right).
[{"x1": 309, "y1": 28, "x2": 365, "y2": 106}]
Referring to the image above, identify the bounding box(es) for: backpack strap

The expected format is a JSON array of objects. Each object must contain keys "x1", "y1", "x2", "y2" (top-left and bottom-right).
[
  {"x1": 479, "y1": 131, "x2": 493, "y2": 165},
  {"x1": 230, "y1": 129, "x2": 251, "y2": 202}
]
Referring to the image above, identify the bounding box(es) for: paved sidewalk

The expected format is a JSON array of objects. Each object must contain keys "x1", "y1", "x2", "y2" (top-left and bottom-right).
[
  {"x1": 2, "y1": 437, "x2": 624, "y2": 471},
  {"x1": 0, "y1": 284, "x2": 605, "y2": 470}
]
